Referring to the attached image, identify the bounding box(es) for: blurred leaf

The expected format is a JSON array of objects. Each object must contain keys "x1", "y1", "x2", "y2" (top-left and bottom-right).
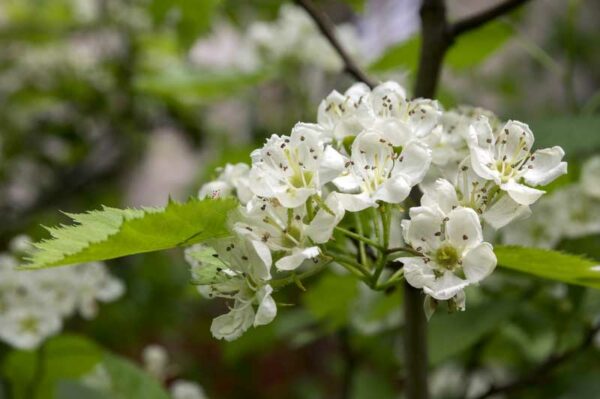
[
  {"x1": 24, "y1": 198, "x2": 237, "y2": 269},
  {"x1": 529, "y1": 116, "x2": 600, "y2": 155},
  {"x1": 369, "y1": 22, "x2": 512, "y2": 75},
  {"x1": 559, "y1": 235, "x2": 600, "y2": 261},
  {"x1": 341, "y1": 0, "x2": 367, "y2": 13},
  {"x1": 56, "y1": 381, "x2": 112, "y2": 399},
  {"x1": 2, "y1": 335, "x2": 103, "y2": 399},
  {"x1": 351, "y1": 368, "x2": 396, "y2": 399},
  {"x1": 149, "y1": 0, "x2": 221, "y2": 48},
  {"x1": 428, "y1": 300, "x2": 518, "y2": 365},
  {"x1": 187, "y1": 246, "x2": 229, "y2": 285},
  {"x1": 496, "y1": 245, "x2": 600, "y2": 289},
  {"x1": 136, "y1": 68, "x2": 270, "y2": 104},
  {"x1": 446, "y1": 22, "x2": 513, "y2": 69},
  {"x1": 99, "y1": 353, "x2": 169, "y2": 399},
  {"x1": 303, "y1": 273, "x2": 359, "y2": 329},
  {"x1": 368, "y1": 36, "x2": 420, "y2": 74}
]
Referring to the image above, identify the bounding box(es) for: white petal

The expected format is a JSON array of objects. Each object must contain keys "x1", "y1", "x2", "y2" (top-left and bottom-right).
[
  {"x1": 523, "y1": 146, "x2": 567, "y2": 186},
  {"x1": 462, "y1": 242, "x2": 496, "y2": 283},
  {"x1": 399, "y1": 257, "x2": 435, "y2": 289},
  {"x1": 306, "y1": 193, "x2": 345, "y2": 243},
  {"x1": 501, "y1": 180, "x2": 545, "y2": 206},
  {"x1": 469, "y1": 145, "x2": 500, "y2": 182},
  {"x1": 275, "y1": 247, "x2": 320, "y2": 271},
  {"x1": 277, "y1": 187, "x2": 314, "y2": 208},
  {"x1": 421, "y1": 179, "x2": 459, "y2": 214},
  {"x1": 210, "y1": 305, "x2": 255, "y2": 341},
  {"x1": 424, "y1": 271, "x2": 469, "y2": 301},
  {"x1": 404, "y1": 210, "x2": 444, "y2": 252},
  {"x1": 254, "y1": 286, "x2": 277, "y2": 327},
  {"x1": 373, "y1": 175, "x2": 411, "y2": 204},
  {"x1": 483, "y1": 194, "x2": 531, "y2": 229},
  {"x1": 498, "y1": 120, "x2": 534, "y2": 163},
  {"x1": 446, "y1": 207, "x2": 483, "y2": 250},
  {"x1": 249, "y1": 240, "x2": 272, "y2": 280},
  {"x1": 319, "y1": 146, "x2": 346, "y2": 184},
  {"x1": 333, "y1": 174, "x2": 361, "y2": 193},
  {"x1": 394, "y1": 140, "x2": 432, "y2": 186},
  {"x1": 335, "y1": 192, "x2": 373, "y2": 212}
]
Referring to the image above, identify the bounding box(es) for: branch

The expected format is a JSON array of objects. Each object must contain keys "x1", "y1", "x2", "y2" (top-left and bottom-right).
[
  {"x1": 474, "y1": 322, "x2": 600, "y2": 399},
  {"x1": 450, "y1": 0, "x2": 532, "y2": 38},
  {"x1": 294, "y1": 0, "x2": 375, "y2": 89}
]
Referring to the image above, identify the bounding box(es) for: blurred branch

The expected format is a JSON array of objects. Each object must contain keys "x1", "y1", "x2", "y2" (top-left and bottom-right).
[
  {"x1": 450, "y1": 0, "x2": 532, "y2": 38},
  {"x1": 474, "y1": 322, "x2": 600, "y2": 399},
  {"x1": 294, "y1": 0, "x2": 375, "y2": 88}
]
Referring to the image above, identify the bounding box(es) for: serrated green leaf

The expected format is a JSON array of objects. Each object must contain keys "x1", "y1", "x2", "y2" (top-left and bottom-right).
[
  {"x1": 495, "y1": 245, "x2": 600, "y2": 289},
  {"x1": 24, "y1": 198, "x2": 237, "y2": 269}
]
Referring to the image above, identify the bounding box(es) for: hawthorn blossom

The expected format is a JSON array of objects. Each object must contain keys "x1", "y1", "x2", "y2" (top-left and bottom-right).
[
  {"x1": 581, "y1": 155, "x2": 600, "y2": 199},
  {"x1": 468, "y1": 117, "x2": 567, "y2": 207},
  {"x1": 199, "y1": 163, "x2": 253, "y2": 204},
  {"x1": 399, "y1": 206, "x2": 497, "y2": 306},
  {"x1": 234, "y1": 194, "x2": 343, "y2": 270},
  {"x1": 317, "y1": 82, "x2": 370, "y2": 141},
  {"x1": 248, "y1": 123, "x2": 345, "y2": 208},
  {"x1": 333, "y1": 129, "x2": 431, "y2": 211}
]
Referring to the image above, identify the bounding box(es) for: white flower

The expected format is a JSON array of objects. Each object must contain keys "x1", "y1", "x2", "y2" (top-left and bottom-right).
[
  {"x1": 248, "y1": 123, "x2": 345, "y2": 208},
  {"x1": 199, "y1": 163, "x2": 253, "y2": 204},
  {"x1": 317, "y1": 83, "x2": 371, "y2": 141},
  {"x1": 0, "y1": 306, "x2": 62, "y2": 350},
  {"x1": 142, "y1": 344, "x2": 170, "y2": 380},
  {"x1": 234, "y1": 196, "x2": 339, "y2": 271},
  {"x1": 399, "y1": 206, "x2": 497, "y2": 304},
  {"x1": 170, "y1": 380, "x2": 208, "y2": 399},
  {"x1": 552, "y1": 184, "x2": 600, "y2": 238},
  {"x1": 468, "y1": 117, "x2": 567, "y2": 206},
  {"x1": 333, "y1": 129, "x2": 431, "y2": 211},
  {"x1": 581, "y1": 155, "x2": 600, "y2": 199}
]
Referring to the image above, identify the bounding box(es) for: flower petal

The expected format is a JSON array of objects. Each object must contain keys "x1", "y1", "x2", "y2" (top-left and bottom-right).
[
  {"x1": 462, "y1": 242, "x2": 496, "y2": 283},
  {"x1": 423, "y1": 271, "x2": 469, "y2": 301},
  {"x1": 210, "y1": 304, "x2": 255, "y2": 341},
  {"x1": 403, "y1": 210, "x2": 444, "y2": 252},
  {"x1": 333, "y1": 174, "x2": 361, "y2": 193},
  {"x1": 501, "y1": 180, "x2": 544, "y2": 206},
  {"x1": 421, "y1": 178, "x2": 459, "y2": 215},
  {"x1": 335, "y1": 192, "x2": 373, "y2": 212},
  {"x1": 399, "y1": 257, "x2": 435, "y2": 289},
  {"x1": 523, "y1": 146, "x2": 567, "y2": 186},
  {"x1": 306, "y1": 193, "x2": 345, "y2": 243},
  {"x1": 483, "y1": 194, "x2": 531, "y2": 229},
  {"x1": 254, "y1": 286, "x2": 277, "y2": 327},
  {"x1": 394, "y1": 140, "x2": 432, "y2": 186},
  {"x1": 373, "y1": 175, "x2": 411, "y2": 204},
  {"x1": 275, "y1": 246, "x2": 320, "y2": 271},
  {"x1": 319, "y1": 146, "x2": 346, "y2": 184},
  {"x1": 446, "y1": 207, "x2": 483, "y2": 250}
]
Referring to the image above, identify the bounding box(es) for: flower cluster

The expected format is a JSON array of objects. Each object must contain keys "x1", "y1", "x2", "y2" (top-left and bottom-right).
[
  {"x1": 0, "y1": 236, "x2": 124, "y2": 349},
  {"x1": 191, "y1": 80, "x2": 567, "y2": 340}
]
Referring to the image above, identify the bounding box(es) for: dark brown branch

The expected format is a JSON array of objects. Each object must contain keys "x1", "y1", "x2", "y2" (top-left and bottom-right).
[
  {"x1": 450, "y1": 0, "x2": 532, "y2": 38},
  {"x1": 294, "y1": 0, "x2": 375, "y2": 89},
  {"x1": 403, "y1": 283, "x2": 430, "y2": 399},
  {"x1": 474, "y1": 322, "x2": 600, "y2": 399}
]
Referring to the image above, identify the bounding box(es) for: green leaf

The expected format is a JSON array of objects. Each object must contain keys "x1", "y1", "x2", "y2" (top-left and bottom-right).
[
  {"x1": 369, "y1": 22, "x2": 512, "y2": 74},
  {"x1": 98, "y1": 353, "x2": 169, "y2": 399},
  {"x1": 446, "y1": 22, "x2": 513, "y2": 69},
  {"x1": 495, "y1": 245, "x2": 600, "y2": 289},
  {"x1": 428, "y1": 299, "x2": 518, "y2": 365},
  {"x1": 529, "y1": 116, "x2": 600, "y2": 155},
  {"x1": 303, "y1": 273, "x2": 359, "y2": 329},
  {"x1": 341, "y1": 0, "x2": 367, "y2": 13},
  {"x1": 2, "y1": 334, "x2": 103, "y2": 399},
  {"x1": 24, "y1": 197, "x2": 237, "y2": 269},
  {"x1": 149, "y1": 0, "x2": 221, "y2": 48},
  {"x1": 135, "y1": 67, "x2": 271, "y2": 105}
]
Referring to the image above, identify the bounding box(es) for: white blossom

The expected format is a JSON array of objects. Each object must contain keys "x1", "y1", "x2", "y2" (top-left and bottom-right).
[
  {"x1": 581, "y1": 155, "x2": 600, "y2": 199},
  {"x1": 170, "y1": 380, "x2": 208, "y2": 399},
  {"x1": 248, "y1": 123, "x2": 345, "y2": 208},
  {"x1": 467, "y1": 117, "x2": 567, "y2": 207},
  {"x1": 199, "y1": 163, "x2": 253, "y2": 204},
  {"x1": 399, "y1": 206, "x2": 496, "y2": 305}
]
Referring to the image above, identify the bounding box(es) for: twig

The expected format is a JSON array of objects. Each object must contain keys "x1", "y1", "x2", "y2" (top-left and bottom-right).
[
  {"x1": 450, "y1": 0, "x2": 532, "y2": 38},
  {"x1": 294, "y1": 0, "x2": 375, "y2": 88},
  {"x1": 403, "y1": 282, "x2": 430, "y2": 399},
  {"x1": 474, "y1": 322, "x2": 600, "y2": 399}
]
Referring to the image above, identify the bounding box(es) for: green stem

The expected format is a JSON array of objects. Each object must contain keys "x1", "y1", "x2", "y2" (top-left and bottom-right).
[
  {"x1": 335, "y1": 226, "x2": 383, "y2": 252},
  {"x1": 403, "y1": 282, "x2": 430, "y2": 399},
  {"x1": 270, "y1": 257, "x2": 331, "y2": 289},
  {"x1": 375, "y1": 268, "x2": 404, "y2": 291},
  {"x1": 26, "y1": 343, "x2": 46, "y2": 399}
]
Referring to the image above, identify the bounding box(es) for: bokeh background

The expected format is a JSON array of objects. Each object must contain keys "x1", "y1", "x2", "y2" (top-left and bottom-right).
[{"x1": 1, "y1": 0, "x2": 599, "y2": 398}]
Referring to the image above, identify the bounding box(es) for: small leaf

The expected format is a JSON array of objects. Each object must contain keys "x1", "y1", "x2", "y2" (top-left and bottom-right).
[
  {"x1": 99, "y1": 353, "x2": 169, "y2": 399},
  {"x1": 495, "y1": 245, "x2": 600, "y2": 289},
  {"x1": 24, "y1": 198, "x2": 237, "y2": 269},
  {"x1": 445, "y1": 22, "x2": 513, "y2": 69},
  {"x1": 529, "y1": 116, "x2": 600, "y2": 155}
]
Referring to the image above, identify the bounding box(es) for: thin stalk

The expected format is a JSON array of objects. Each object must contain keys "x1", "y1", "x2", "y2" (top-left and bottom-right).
[
  {"x1": 375, "y1": 268, "x2": 405, "y2": 291},
  {"x1": 403, "y1": 282, "x2": 429, "y2": 399},
  {"x1": 26, "y1": 343, "x2": 46, "y2": 399},
  {"x1": 335, "y1": 226, "x2": 383, "y2": 252},
  {"x1": 270, "y1": 257, "x2": 331, "y2": 289}
]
